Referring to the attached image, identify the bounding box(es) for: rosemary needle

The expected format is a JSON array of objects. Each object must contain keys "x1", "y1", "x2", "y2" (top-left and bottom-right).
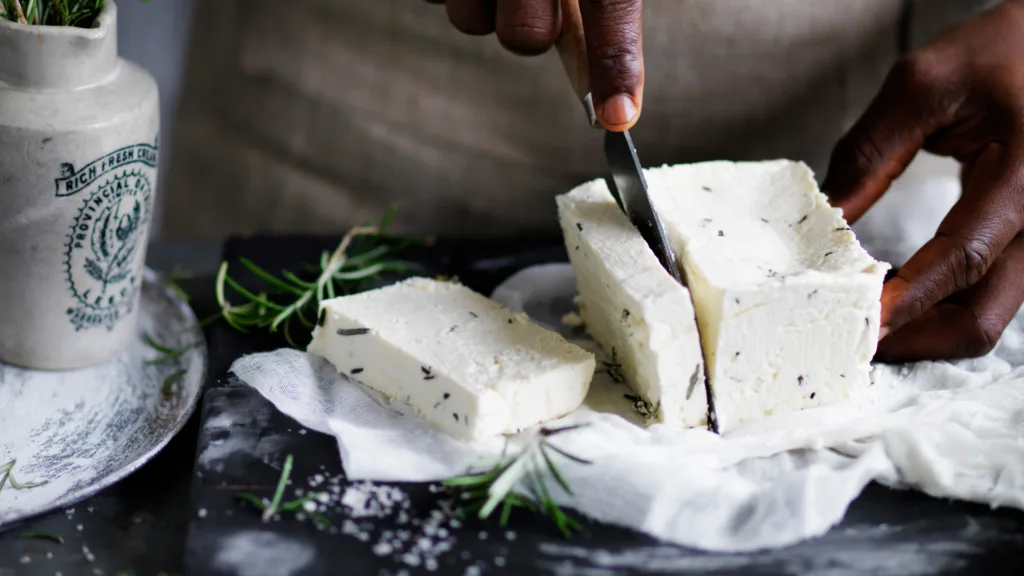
[
  {"x1": 161, "y1": 370, "x2": 186, "y2": 397},
  {"x1": 263, "y1": 454, "x2": 293, "y2": 521},
  {"x1": 235, "y1": 457, "x2": 330, "y2": 526},
  {"x1": 19, "y1": 531, "x2": 64, "y2": 544},
  {"x1": 0, "y1": 459, "x2": 46, "y2": 495}
]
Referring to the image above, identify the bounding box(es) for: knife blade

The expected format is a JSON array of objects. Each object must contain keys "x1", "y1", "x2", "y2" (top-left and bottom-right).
[
  {"x1": 603, "y1": 130, "x2": 683, "y2": 283},
  {"x1": 554, "y1": 0, "x2": 683, "y2": 284}
]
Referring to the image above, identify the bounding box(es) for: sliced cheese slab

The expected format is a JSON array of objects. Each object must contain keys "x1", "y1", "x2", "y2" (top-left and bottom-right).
[
  {"x1": 646, "y1": 160, "x2": 889, "y2": 432},
  {"x1": 308, "y1": 277, "x2": 595, "y2": 441},
  {"x1": 557, "y1": 181, "x2": 709, "y2": 428}
]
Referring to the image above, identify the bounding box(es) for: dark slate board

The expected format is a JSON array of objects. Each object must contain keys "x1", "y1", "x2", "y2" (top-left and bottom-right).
[{"x1": 183, "y1": 236, "x2": 1024, "y2": 576}]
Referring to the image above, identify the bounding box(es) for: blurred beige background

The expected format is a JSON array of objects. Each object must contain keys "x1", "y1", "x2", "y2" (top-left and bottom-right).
[{"x1": 138, "y1": 0, "x2": 998, "y2": 241}]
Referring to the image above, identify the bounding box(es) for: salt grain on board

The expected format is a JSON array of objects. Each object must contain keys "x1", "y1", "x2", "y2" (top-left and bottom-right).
[{"x1": 288, "y1": 475, "x2": 465, "y2": 571}]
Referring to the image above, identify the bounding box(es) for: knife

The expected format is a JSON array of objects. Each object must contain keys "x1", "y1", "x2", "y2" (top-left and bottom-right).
[{"x1": 554, "y1": 0, "x2": 684, "y2": 284}]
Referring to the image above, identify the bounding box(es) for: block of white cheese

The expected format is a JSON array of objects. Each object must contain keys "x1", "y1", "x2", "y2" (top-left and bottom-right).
[
  {"x1": 645, "y1": 160, "x2": 890, "y2": 432},
  {"x1": 557, "y1": 182, "x2": 708, "y2": 428},
  {"x1": 308, "y1": 278, "x2": 595, "y2": 441}
]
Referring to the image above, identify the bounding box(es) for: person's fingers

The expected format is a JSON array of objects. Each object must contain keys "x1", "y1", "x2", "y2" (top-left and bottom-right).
[
  {"x1": 822, "y1": 53, "x2": 960, "y2": 223},
  {"x1": 880, "y1": 142, "x2": 1024, "y2": 333},
  {"x1": 495, "y1": 0, "x2": 560, "y2": 55},
  {"x1": 577, "y1": 0, "x2": 644, "y2": 131},
  {"x1": 446, "y1": 0, "x2": 497, "y2": 35},
  {"x1": 877, "y1": 230, "x2": 1024, "y2": 362}
]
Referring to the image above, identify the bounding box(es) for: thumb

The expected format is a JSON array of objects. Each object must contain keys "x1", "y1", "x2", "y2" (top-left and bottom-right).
[
  {"x1": 578, "y1": 0, "x2": 644, "y2": 131},
  {"x1": 822, "y1": 56, "x2": 947, "y2": 223}
]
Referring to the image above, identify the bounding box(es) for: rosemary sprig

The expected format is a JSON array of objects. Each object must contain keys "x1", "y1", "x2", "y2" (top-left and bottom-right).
[
  {"x1": 19, "y1": 531, "x2": 64, "y2": 544},
  {"x1": 236, "y1": 454, "x2": 330, "y2": 525},
  {"x1": 443, "y1": 424, "x2": 590, "y2": 537},
  {"x1": 0, "y1": 459, "x2": 46, "y2": 496},
  {"x1": 1, "y1": 0, "x2": 148, "y2": 27},
  {"x1": 214, "y1": 208, "x2": 415, "y2": 348},
  {"x1": 161, "y1": 369, "x2": 186, "y2": 398},
  {"x1": 264, "y1": 453, "x2": 293, "y2": 521},
  {"x1": 144, "y1": 336, "x2": 200, "y2": 365}
]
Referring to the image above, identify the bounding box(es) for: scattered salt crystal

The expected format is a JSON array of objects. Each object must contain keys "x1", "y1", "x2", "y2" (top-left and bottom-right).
[
  {"x1": 46, "y1": 552, "x2": 53, "y2": 559},
  {"x1": 478, "y1": 531, "x2": 487, "y2": 540},
  {"x1": 401, "y1": 552, "x2": 421, "y2": 566},
  {"x1": 425, "y1": 558, "x2": 439, "y2": 571},
  {"x1": 461, "y1": 551, "x2": 471, "y2": 560},
  {"x1": 313, "y1": 474, "x2": 324, "y2": 483},
  {"x1": 298, "y1": 429, "x2": 307, "y2": 435},
  {"x1": 495, "y1": 557, "x2": 507, "y2": 567},
  {"x1": 76, "y1": 524, "x2": 83, "y2": 531},
  {"x1": 372, "y1": 542, "x2": 393, "y2": 556},
  {"x1": 303, "y1": 500, "x2": 317, "y2": 513},
  {"x1": 505, "y1": 531, "x2": 516, "y2": 541},
  {"x1": 19, "y1": 556, "x2": 30, "y2": 564},
  {"x1": 465, "y1": 567, "x2": 481, "y2": 576},
  {"x1": 87, "y1": 506, "x2": 94, "y2": 513},
  {"x1": 82, "y1": 545, "x2": 95, "y2": 562},
  {"x1": 296, "y1": 513, "x2": 307, "y2": 521},
  {"x1": 450, "y1": 519, "x2": 462, "y2": 528}
]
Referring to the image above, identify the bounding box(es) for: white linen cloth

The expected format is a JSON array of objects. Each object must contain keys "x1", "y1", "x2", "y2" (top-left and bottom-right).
[{"x1": 230, "y1": 159, "x2": 1024, "y2": 552}]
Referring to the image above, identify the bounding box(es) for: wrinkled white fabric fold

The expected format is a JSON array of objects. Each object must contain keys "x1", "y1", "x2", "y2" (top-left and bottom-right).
[{"x1": 231, "y1": 264, "x2": 1024, "y2": 552}]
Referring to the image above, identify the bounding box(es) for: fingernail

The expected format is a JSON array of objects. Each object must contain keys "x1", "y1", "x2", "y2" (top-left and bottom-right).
[
  {"x1": 878, "y1": 326, "x2": 890, "y2": 341},
  {"x1": 601, "y1": 94, "x2": 637, "y2": 127}
]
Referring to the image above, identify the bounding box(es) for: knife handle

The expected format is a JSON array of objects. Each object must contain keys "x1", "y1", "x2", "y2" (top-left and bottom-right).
[{"x1": 555, "y1": 0, "x2": 599, "y2": 128}]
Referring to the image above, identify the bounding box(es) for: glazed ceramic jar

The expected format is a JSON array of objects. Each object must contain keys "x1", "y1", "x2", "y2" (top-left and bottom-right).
[{"x1": 0, "y1": 1, "x2": 159, "y2": 370}]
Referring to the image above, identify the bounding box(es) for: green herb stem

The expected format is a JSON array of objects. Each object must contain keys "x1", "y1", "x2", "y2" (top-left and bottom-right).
[
  {"x1": 443, "y1": 426, "x2": 590, "y2": 537},
  {"x1": 19, "y1": 531, "x2": 64, "y2": 544},
  {"x1": 263, "y1": 454, "x2": 293, "y2": 521}
]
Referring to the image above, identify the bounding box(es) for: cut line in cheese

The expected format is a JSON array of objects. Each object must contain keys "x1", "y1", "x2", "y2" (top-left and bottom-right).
[
  {"x1": 557, "y1": 181, "x2": 709, "y2": 429},
  {"x1": 646, "y1": 160, "x2": 889, "y2": 432},
  {"x1": 308, "y1": 278, "x2": 596, "y2": 441}
]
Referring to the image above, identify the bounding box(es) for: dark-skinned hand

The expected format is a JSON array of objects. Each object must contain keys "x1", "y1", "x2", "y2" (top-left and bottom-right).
[
  {"x1": 424, "y1": 0, "x2": 644, "y2": 131},
  {"x1": 823, "y1": 0, "x2": 1024, "y2": 362}
]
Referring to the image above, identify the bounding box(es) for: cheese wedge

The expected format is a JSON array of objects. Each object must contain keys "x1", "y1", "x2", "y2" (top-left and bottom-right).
[
  {"x1": 308, "y1": 278, "x2": 595, "y2": 441},
  {"x1": 646, "y1": 160, "x2": 889, "y2": 432},
  {"x1": 557, "y1": 181, "x2": 709, "y2": 428}
]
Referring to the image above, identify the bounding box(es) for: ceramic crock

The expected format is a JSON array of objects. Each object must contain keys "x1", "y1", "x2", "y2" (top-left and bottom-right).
[{"x1": 0, "y1": 1, "x2": 159, "y2": 370}]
